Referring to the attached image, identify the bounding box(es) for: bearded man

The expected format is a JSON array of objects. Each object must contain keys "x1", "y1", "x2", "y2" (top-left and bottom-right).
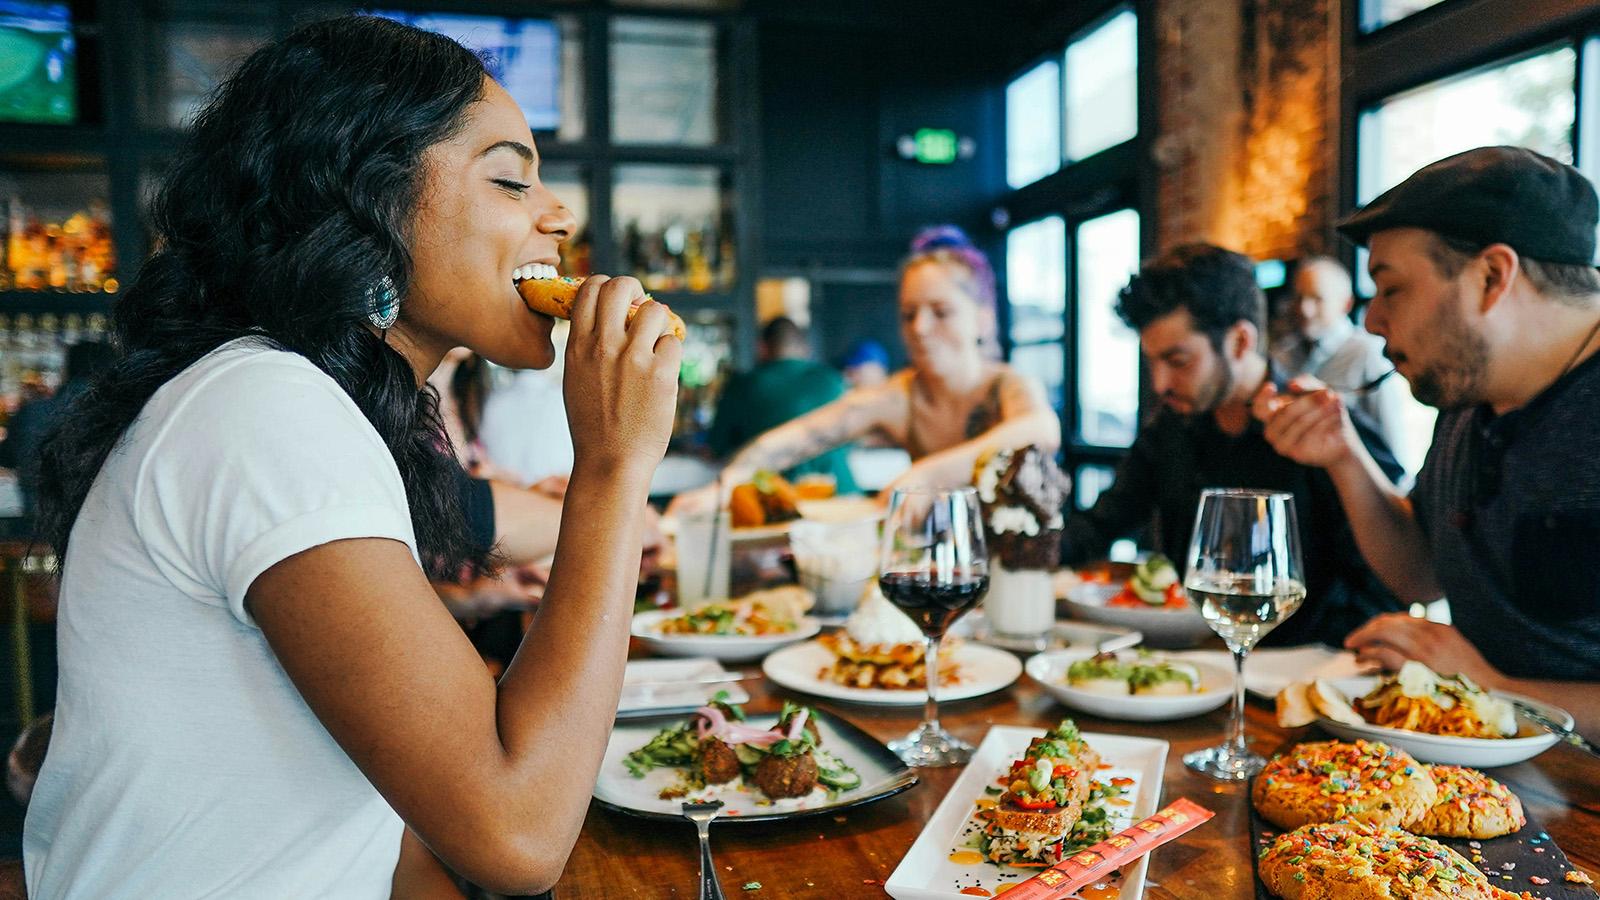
[{"x1": 1061, "y1": 243, "x2": 1404, "y2": 646}]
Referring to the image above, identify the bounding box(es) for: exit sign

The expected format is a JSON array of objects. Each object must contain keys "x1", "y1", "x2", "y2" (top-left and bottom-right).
[{"x1": 913, "y1": 128, "x2": 959, "y2": 164}]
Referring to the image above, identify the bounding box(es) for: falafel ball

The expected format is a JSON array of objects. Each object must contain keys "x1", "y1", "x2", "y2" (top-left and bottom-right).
[
  {"x1": 752, "y1": 751, "x2": 819, "y2": 798},
  {"x1": 697, "y1": 737, "x2": 742, "y2": 784}
]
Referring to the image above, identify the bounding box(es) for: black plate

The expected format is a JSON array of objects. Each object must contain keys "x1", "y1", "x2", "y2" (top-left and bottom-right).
[
  {"x1": 593, "y1": 706, "x2": 918, "y2": 824},
  {"x1": 1249, "y1": 782, "x2": 1597, "y2": 899}
]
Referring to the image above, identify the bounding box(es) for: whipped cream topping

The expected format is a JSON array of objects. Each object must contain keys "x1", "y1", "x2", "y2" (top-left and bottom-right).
[
  {"x1": 844, "y1": 586, "x2": 924, "y2": 647},
  {"x1": 974, "y1": 448, "x2": 1066, "y2": 536}
]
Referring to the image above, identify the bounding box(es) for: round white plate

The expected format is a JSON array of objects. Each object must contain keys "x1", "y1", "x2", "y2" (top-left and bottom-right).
[
  {"x1": 630, "y1": 609, "x2": 820, "y2": 662},
  {"x1": 952, "y1": 611, "x2": 1143, "y2": 655},
  {"x1": 1314, "y1": 676, "x2": 1570, "y2": 767},
  {"x1": 1025, "y1": 648, "x2": 1234, "y2": 721},
  {"x1": 1062, "y1": 582, "x2": 1215, "y2": 648},
  {"x1": 761, "y1": 639, "x2": 1022, "y2": 706}
]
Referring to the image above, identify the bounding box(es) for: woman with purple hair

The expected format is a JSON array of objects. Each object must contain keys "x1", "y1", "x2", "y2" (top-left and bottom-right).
[{"x1": 671, "y1": 225, "x2": 1060, "y2": 510}]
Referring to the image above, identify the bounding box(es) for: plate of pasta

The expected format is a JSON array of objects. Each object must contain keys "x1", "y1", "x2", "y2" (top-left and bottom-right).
[{"x1": 1291, "y1": 663, "x2": 1571, "y2": 767}]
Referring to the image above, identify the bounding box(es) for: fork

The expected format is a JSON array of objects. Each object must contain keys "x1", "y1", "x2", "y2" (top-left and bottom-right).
[
  {"x1": 1512, "y1": 699, "x2": 1600, "y2": 758},
  {"x1": 681, "y1": 800, "x2": 727, "y2": 900}
]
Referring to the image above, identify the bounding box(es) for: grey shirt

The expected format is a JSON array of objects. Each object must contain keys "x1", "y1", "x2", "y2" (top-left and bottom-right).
[{"x1": 1411, "y1": 350, "x2": 1600, "y2": 680}]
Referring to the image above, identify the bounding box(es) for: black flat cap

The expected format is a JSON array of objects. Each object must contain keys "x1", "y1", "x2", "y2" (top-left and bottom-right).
[{"x1": 1337, "y1": 145, "x2": 1599, "y2": 266}]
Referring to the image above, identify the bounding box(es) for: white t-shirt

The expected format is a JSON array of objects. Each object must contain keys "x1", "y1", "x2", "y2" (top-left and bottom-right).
[
  {"x1": 25, "y1": 338, "x2": 416, "y2": 899},
  {"x1": 479, "y1": 367, "x2": 573, "y2": 485}
]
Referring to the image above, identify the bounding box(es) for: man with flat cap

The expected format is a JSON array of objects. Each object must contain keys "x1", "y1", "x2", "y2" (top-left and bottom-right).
[{"x1": 1256, "y1": 145, "x2": 1600, "y2": 736}]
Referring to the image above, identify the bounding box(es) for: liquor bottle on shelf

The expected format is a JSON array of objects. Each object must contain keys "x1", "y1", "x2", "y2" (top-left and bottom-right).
[
  {"x1": 1, "y1": 196, "x2": 117, "y2": 293},
  {"x1": 0, "y1": 311, "x2": 108, "y2": 419}
]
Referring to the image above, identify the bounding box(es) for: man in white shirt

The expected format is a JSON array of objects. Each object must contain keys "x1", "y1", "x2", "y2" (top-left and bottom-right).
[{"x1": 1273, "y1": 256, "x2": 1415, "y2": 470}]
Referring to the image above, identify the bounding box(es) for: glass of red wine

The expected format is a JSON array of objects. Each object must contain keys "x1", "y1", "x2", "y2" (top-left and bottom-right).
[{"x1": 879, "y1": 486, "x2": 989, "y2": 767}]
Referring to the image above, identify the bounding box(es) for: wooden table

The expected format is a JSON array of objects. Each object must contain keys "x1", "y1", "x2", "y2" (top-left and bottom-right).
[{"x1": 557, "y1": 648, "x2": 1600, "y2": 899}]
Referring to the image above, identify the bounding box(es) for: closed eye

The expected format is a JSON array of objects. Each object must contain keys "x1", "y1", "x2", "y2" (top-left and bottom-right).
[{"x1": 493, "y1": 178, "x2": 531, "y2": 195}]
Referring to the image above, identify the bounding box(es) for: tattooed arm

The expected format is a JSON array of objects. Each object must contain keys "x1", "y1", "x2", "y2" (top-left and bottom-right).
[
  {"x1": 880, "y1": 367, "x2": 1061, "y2": 494},
  {"x1": 665, "y1": 381, "x2": 905, "y2": 515}
]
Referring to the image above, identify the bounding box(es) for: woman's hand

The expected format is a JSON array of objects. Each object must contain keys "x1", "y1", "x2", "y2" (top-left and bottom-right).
[{"x1": 561, "y1": 275, "x2": 681, "y2": 479}]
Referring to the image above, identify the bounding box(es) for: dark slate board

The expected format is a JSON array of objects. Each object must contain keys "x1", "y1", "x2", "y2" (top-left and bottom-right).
[{"x1": 1248, "y1": 785, "x2": 1598, "y2": 900}]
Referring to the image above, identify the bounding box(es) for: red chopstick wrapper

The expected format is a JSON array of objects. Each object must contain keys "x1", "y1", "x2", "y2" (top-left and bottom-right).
[{"x1": 999, "y1": 798, "x2": 1215, "y2": 899}]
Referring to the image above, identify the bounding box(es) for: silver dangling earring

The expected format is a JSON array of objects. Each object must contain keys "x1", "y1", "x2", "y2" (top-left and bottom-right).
[{"x1": 367, "y1": 275, "x2": 399, "y2": 330}]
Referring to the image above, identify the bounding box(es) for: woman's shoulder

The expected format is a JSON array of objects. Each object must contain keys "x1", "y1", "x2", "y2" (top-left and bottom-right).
[
  {"x1": 148, "y1": 337, "x2": 375, "y2": 443},
  {"x1": 986, "y1": 362, "x2": 1048, "y2": 399}
]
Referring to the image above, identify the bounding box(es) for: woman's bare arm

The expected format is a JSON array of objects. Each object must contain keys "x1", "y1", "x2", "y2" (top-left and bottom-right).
[
  {"x1": 666, "y1": 379, "x2": 905, "y2": 515},
  {"x1": 252, "y1": 280, "x2": 679, "y2": 895},
  {"x1": 723, "y1": 384, "x2": 897, "y2": 479}
]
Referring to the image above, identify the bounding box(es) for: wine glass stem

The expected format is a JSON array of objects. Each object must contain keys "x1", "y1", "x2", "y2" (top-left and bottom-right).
[
  {"x1": 923, "y1": 634, "x2": 942, "y2": 732},
  {"x1": 1228, "y1": 647, "x2": 1249, "y2": 758}
]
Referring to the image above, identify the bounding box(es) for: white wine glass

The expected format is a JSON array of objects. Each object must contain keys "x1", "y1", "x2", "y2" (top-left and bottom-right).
[
  {"x1": 878, "y1": 487, "x2": 988, "y2": 767},
  {"x1": 1182, "y1": 488, "x2": 1305, "y2": 780}
]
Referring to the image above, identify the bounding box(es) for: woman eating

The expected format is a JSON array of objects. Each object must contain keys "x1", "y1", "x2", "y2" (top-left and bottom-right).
[
  {"x1": 25, "y1": 16, "x2": 677, "y2": 897},
  {"x1": 670, "y1": 226, "x2": 1059, "y2": 513}
]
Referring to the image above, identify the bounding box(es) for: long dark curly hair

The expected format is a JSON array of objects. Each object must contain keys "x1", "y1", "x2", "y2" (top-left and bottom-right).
[{"x1": 35, "y1": 15, "x2": 493, "y2": 578}]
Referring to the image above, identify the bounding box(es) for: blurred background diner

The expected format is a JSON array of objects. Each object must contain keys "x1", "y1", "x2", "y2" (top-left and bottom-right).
[{"x1": 3, "y1": 0, "x2": 1600, "y2": 894}]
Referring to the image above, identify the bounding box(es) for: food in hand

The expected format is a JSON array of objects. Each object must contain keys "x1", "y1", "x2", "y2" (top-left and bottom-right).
[
  {"x1": 1258, "y1": 821, "x2": 1517, "y2": 900},
  {"x1": 622, "y1": 695, "x2": 860, "y2": 802},
  {"x1": 817, "y1": 586, "x2": 958, "y2": 689},
  {"x1": 1252, "y1": 740, "x2": 1438, "y2": 831},
  {"x1": 656, "y1": 585, "x2": 813, "y2": 637},
  {"x1": 1409, "y1": 765, "x2": 1525, "y2": 839},
  {"x1": 513, "y1": 264, "x2": 687, "y2": 340},
  {"x1": 729, "y1": 470, "x2": 803, "y2": 528},
  {"x1": 1106, "y1": 555, "x2": 1186, "y2": 609},
  {"x1": 1066, "y1": 650, "x2": 1202, "y2": 696}
]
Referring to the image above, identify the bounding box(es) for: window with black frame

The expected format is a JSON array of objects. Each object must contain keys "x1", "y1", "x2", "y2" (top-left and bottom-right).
[
  {"x1": 1353, "y1": 43, "x2": 1578, "y2": 475},
  {"x1": 1002, "y1": 4, "x2": 1140, "y2": 508},
  {"x1": 1005, "y1": 215, "x2": 1066, "y2": 412},
  {"x1": 1359, "y1": 0, "x2": 1451, "y2": 34}
]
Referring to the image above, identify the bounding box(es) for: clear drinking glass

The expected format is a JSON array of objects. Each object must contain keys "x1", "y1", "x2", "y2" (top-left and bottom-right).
[
  {"x1": 878, "y1": 487, "x2": 989, "y2": 767},
  {"x1": 1182, "y1": 488, "x2": 1306, "y2": 780}
]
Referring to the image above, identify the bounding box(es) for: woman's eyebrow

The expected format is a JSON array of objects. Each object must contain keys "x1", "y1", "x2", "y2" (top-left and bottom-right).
[{"x1": 480, "y1": 140, "x2": 534, "y2": 162}]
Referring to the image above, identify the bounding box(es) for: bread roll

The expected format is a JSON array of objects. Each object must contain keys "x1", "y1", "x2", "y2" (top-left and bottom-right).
[{"x1": 514, "y1": 273, "x2": 687, "y2": 341}]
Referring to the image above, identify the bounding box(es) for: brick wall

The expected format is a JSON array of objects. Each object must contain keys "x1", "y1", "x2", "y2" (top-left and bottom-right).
[{"x1": 1154, "y1": 0, "x2": 1342, "y2": 261}]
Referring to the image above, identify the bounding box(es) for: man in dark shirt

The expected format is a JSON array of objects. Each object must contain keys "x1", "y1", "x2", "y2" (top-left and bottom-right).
[
  {"x1": 1257, "y1": 146, "x2": 1600, "y2": 735},
  {"x1": 1063, "y1": 243, "x2": 1404, "y2": 646},
  {"x1": 708, "y1": 316, "x2": 857, "y2": 492}
]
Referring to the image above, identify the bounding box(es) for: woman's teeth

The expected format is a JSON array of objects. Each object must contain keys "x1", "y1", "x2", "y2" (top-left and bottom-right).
[{"x1": 512, "y1": 263, "x2": 559, "y2": 283}]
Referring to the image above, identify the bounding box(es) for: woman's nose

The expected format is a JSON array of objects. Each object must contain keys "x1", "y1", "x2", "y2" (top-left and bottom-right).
[{"x1": 537, "y1": 200, "x2": 577, "y2": 243}]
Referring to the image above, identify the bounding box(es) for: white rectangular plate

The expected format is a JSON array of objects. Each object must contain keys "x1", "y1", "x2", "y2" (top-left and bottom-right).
[
  {"x1": 617, "y1": 658, "x2": 750, "y2": 719},
  {"x1": 885, "y1": 727, "x2": 1168, "y2": 900}
]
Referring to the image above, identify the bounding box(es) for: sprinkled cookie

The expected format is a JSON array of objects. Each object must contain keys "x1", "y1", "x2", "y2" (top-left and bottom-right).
[
  {"x1": 1252, "y1": 740, "x2": 1438, "y2": 831},
  {"x1": 1259, "y1": 821, "x2": 1519, "y2": 900},
  {"x1": 1408, "y1": 765, "x2": 1525, "y2": 839}
]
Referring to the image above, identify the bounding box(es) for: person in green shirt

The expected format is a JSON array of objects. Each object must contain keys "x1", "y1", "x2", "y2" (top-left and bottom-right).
[{"x1": 707, "y1": 316, "x2": 858, "y2": 493}]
